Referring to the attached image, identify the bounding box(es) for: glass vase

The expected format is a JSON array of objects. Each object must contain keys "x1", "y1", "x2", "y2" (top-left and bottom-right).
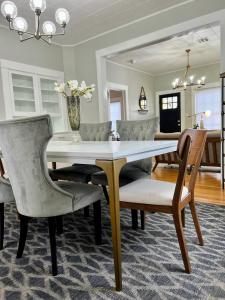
[{"x1": 66, "y1": 96, "x2": 81, "y2": 142}]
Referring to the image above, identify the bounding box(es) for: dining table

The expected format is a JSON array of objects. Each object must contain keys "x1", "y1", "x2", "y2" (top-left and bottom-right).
[{"x1": 46, "y1": 139, "x2": 177, "y2": 291}]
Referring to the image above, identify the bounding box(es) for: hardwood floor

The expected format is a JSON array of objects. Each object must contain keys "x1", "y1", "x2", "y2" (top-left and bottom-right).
[{"x1": 152, "y1": 166, "x2": 225, "y2": 206}]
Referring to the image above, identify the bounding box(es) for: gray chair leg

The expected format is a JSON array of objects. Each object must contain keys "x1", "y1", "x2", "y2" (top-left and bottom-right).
[
  {"x1": 84, "y1": 206, "x2": 90, "y2": 217},
  {"x1": 131, "y1": 209, "x2": 138, "y2": 230},
  {"x1": 48, "y1": 217, "x2": 58, "y2": 276},
  {"x1": 17, "y1": 214, "x2": 29, "y2": 258},
  {"x1": 0, "y1": 203, "x2": 4, "y2": 250},
  {"x1": 140, "y1": 210, "x2": 145, "y2": 230},
  {"x1": 93, "y1": 200, "x2": 102, "y2": 245},
  {"x1": 56, "y1": 215, "x2": 63, "y2": 234},
  {"x1": 102, "y1": 186, "x2": 109, "y2": 204}
]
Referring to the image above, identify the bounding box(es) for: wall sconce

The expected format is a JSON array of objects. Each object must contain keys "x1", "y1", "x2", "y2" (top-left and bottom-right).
[{"x1": 138, "y1": 86, "x2": 148, "y2": 113}]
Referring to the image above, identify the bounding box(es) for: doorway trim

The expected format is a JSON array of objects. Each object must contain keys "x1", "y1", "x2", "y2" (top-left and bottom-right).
[
  {"x1": 107, "y1": 82, "x2": 129, "y2": 120},
  {"x1": 155, "y1": 89, "x2": 185, "y2": 131}
]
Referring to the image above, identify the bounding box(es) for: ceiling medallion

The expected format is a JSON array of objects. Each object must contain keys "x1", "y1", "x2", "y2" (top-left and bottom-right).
[
  {"x1": 1, "y1": 0, "x2": 70, "y2": 44},
  {"x1": 172, "y1": 49, "x2": 206, "y2": 90}
]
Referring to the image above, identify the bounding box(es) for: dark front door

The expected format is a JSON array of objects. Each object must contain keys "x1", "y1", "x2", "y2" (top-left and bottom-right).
[{"x1": 159, "y1": 93, "x2": 181, "y2": 133}]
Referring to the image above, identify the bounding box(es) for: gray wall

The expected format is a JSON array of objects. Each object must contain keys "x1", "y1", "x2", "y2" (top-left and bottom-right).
[
  {"x1": 106, "y1": 61, "x2": 154, "y2": 120},
  {"x1": 0, "y1": 27, "x2": 63, "y2": 71},
  {"x1": 72, "y1": 0, "x2": 225, "y2": 122}
]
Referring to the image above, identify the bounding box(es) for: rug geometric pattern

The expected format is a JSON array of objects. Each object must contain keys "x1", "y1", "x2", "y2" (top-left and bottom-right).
[{"x1": 0, "y1": 201, "x2": 225, "y2": 299}]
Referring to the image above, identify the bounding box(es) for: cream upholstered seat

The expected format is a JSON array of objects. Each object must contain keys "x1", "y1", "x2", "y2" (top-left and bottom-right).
[{"x1": 120, "y1": 178, "x2": 189, "y2": 206}]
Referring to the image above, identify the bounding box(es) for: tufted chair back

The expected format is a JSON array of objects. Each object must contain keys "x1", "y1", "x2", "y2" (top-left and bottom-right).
[
  {"x1": 79, "y1": 121, "x2": 112, "y2": 141},
  {"x1": 117, "y1": 118, "x2": 159, "y2": 173},
  {"x1": 0, "y1": 115, "x2": 72, "y2": 217}
]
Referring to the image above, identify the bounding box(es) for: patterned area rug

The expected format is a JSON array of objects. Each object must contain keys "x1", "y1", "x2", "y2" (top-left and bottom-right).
[{"x1": 0, "y1": 201, "x2": 225, "y2": 300}]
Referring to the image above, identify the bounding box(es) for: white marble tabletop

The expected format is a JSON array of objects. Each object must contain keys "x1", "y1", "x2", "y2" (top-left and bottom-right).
[{"x1": 47, "y1": 140, "x2": 177, "y2": 164}]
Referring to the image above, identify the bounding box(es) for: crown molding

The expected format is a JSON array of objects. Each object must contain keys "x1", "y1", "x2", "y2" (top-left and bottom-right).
[{"x1": 106, "y1": 59, "x2": 153, "y2": 76}]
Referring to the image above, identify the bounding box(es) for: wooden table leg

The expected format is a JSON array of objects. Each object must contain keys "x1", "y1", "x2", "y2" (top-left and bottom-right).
[{"x1": 96, "y1": 158, "x2": 126, "y2": 291}]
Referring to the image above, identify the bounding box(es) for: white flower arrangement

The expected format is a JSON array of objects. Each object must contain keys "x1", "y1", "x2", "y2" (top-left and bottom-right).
[{"x1": 54, "y1": 80, "x2": 95, "y2": 99}]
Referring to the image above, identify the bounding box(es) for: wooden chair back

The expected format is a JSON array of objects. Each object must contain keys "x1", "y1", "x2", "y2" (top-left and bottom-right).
[{"x1": 173, "y1": 129, "x2": 207, "y2": 206}]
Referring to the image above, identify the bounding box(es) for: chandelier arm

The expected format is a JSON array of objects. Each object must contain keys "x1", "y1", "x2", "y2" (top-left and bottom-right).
[
  {"x1": 40, "y1": 36, "x2": 51, "y2": 45},
  {"x1": 20, "y1": 35, "x2": 35, "y2": 42},
  {"x1": 41, "y1": 28, "x2": 66, "y2": 37}
]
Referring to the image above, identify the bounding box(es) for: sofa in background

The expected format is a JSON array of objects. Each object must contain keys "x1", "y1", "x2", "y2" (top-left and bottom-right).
[{"x1": 153, "y1": 130, "x2": 221, "y2": 171}]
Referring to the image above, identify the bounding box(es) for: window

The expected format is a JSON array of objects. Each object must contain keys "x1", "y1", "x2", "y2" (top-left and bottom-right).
[
  {"x1": 110, "y1": 101, "x2": 122, "y2": 131},
  {"x1": 195, "y1": 87, "x2": 221, "y2": 130},
  {"x1": 161, "y1": 96, "x2": 178, "y2": 110}
]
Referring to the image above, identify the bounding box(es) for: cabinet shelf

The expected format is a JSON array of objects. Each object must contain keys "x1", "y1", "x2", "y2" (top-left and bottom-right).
[
  {"x1": 15, "y1": 98, "x2": 35, "y2": 102},
  {"x1": 13, "y1": 85, "x2": 33, "y2": 90},
  {"x1": 0, "y1": 59, "x2": 67, "y2": 133},
  {"x1": 43, "y1": 100, "x2": 59, "y2": 104},
  {"x1": 41, "y1": 89, "x2": 56, "y2": 92}
]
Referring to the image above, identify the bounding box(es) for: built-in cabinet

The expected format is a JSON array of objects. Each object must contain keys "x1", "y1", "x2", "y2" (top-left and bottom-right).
[{"x1": 0, "y1": 59, "x2": 68, "y2": 132}]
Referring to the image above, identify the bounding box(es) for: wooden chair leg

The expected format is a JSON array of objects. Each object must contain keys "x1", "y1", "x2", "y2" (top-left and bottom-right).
[
  {"x1": 173, "y1": 212, "x2": 191, "y2": 273},
  {"x1": 56, "y1": 216, "x2": 63, "y2": 235},
  {"x1": 181, "y1": 208, "x2": 185, "y2": 228},
  {"x1": 102, "y1": 186, "x2": 109, "y2": 204},
  {"x1": 140, "y1": 210, "x2": 145, "y2": 230},
  {"x1": 93, "y1": 200, "x2": 102, "y2": 245},
  {"x1": 48, "y1": 217, "x2": 58, "y2": 276},
  {"x1": 17, "y1": 214, "x2": 29, "y2": 258},
  {"x1": 84, "y1": 206, "x2": 90, "y2": 217},
  {"x1": 189, "y1": 201, "x2": 204, "y2": 246},
  {"x1": 152, "y1": 162, "x2": 158, "y2": 172},
  {"x1": 0, "y1": 203, "x2": 4, "y2": 250},
  {"x1": 131, "y1": 209, "x2": 138, "y2": 230}
]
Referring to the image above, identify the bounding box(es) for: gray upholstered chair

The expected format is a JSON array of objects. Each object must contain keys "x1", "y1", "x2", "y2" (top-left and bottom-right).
[
  {"x1": 0, "y1": 115, "x2": 102, "y2": 276},
  {"x1": 0, "y1": 159, "x2": 15, "y2": 249},
  {"x1": 49, "y1": 121, "x2": 112, "y2": 215},
  {"x1": 49, "y1": 122, "x2": 111, "y2": 184},
  {"x1": 91, "y1": 117, "x2": 159, "y2": 229}
]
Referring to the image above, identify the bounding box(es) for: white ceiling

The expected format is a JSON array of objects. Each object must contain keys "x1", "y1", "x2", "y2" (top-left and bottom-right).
[
  {"x1": 109, "y1": 25, "x2": 220, "y2": 75},
  {"x1": 0, "y1": 0, "x2": 193, "y2": 45}
]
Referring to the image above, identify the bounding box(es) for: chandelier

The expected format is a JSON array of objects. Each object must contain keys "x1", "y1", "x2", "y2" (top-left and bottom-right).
[
  {"x1": 1, "y1": 0, "x2": 70, "y2": 44},
  {"x1": 172, "y1": 49, "x2": 206, "y2": 90}
]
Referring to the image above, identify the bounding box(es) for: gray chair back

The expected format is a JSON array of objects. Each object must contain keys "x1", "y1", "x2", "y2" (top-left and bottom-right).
[
  {"x1": 117, "y1": 118, "x2": 159, "y2": 173},
  {"x1": 0, "y1": 115, "x2": 71, "y2": 217},
  {"x1": 79, "y1": 121, "x2": 112, "y2": 141}
]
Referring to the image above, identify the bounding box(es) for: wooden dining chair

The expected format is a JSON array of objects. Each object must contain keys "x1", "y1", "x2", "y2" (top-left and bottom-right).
[{"x1": 119, "y1": 129, "x2": 207, "y2": 273}]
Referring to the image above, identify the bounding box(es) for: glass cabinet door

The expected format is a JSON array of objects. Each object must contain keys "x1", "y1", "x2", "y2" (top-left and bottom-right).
[
  {"x1": 40, "y1": 78, "x2": 61, "y2": 116},
  {"x1": 11, "y1": 73, "x2": 36, "y2": 115}
]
